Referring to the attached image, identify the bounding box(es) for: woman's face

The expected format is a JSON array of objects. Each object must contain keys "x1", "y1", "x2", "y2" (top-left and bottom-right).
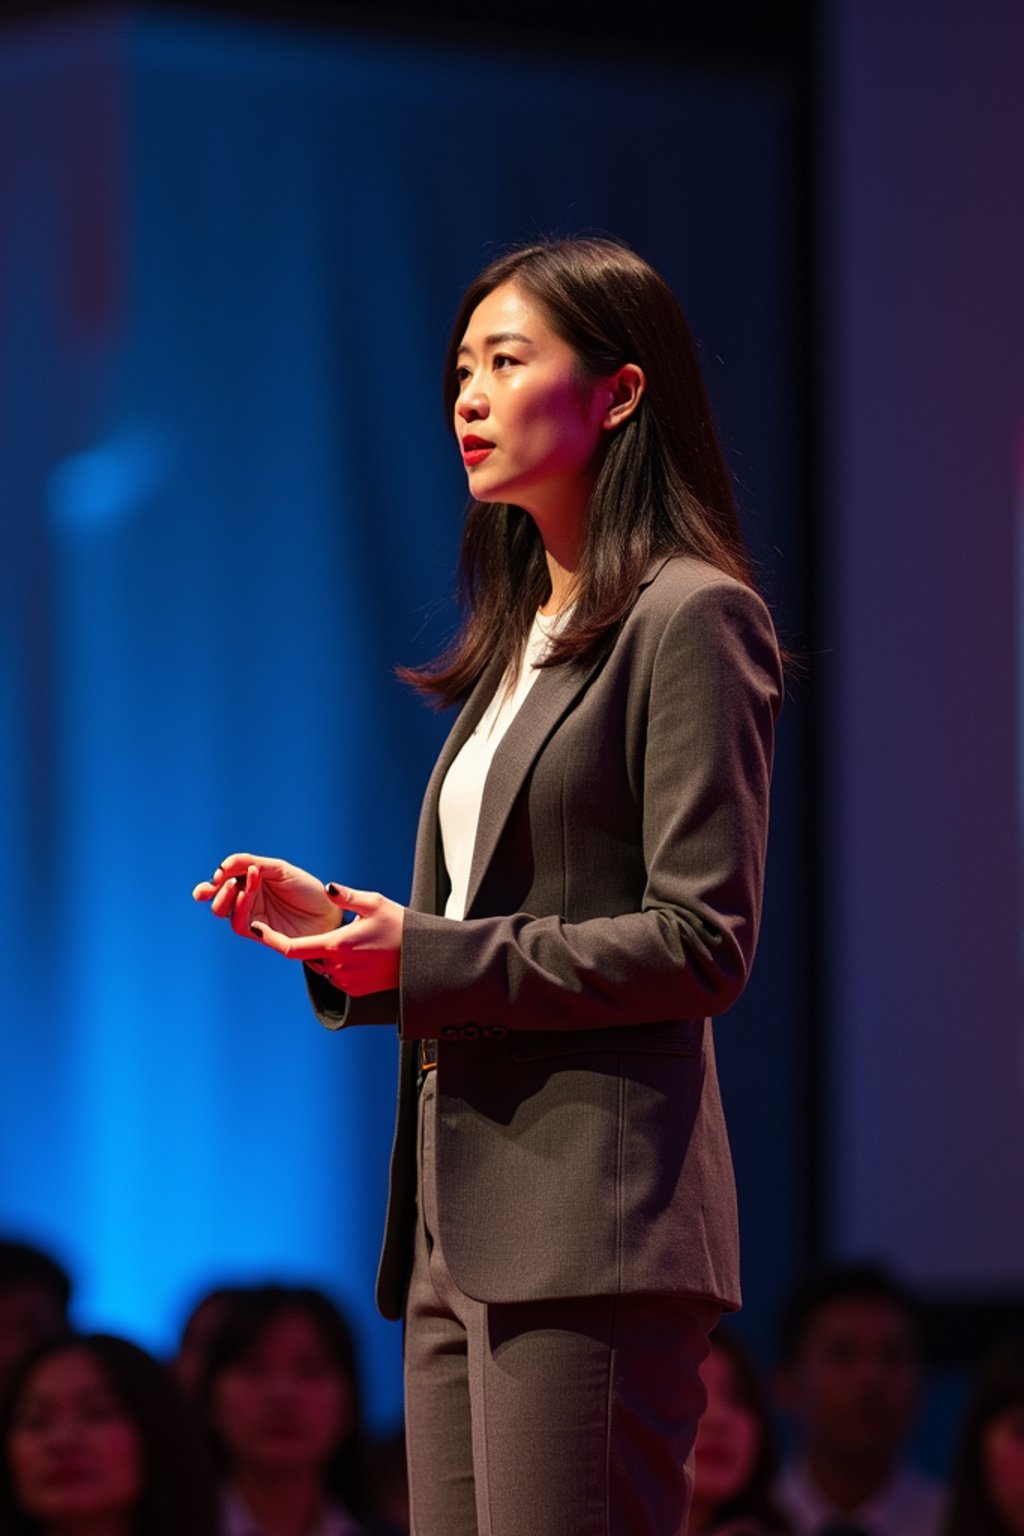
[
  {"x1": 7, "y1": 1347, "x2": 142, "y2": 1525},
  {"x1": 454, "y1": 281, "x2": 610, "y2": 529},
  {"x1": 693, "y1": 1345, "x2": 762, "y2": 1511},
  {"x1": 212, "y1": 1310, "x2": 352, "y2": 1477},
  {"x1": 983, "y1": 1405, "x2": 1024, "y2": 1534}
]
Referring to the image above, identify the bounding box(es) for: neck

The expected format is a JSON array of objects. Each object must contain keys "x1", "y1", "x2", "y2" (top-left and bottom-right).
[
  {"x1": 523, "y1": 487, "x2": 588, "y2": 615},
  {"x1": 234, "y1": 1468, "x2": 324, "y2": 1536},
  {"x1": 807, "y1": 1446, "x2": 897, "y2": 1513},
  {"x1": 540, "y1": 546, "x2": 579, "y2": 615}
]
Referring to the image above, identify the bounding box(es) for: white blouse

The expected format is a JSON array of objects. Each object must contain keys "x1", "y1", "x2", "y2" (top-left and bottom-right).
[{"x1": 439, "y1": 609, "x2": 563, "y2": 921}]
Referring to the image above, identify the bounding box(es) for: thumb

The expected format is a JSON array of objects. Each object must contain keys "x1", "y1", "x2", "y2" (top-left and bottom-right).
[{"x1": 325, "y1": 882, "x2": 377, "y2": 917}]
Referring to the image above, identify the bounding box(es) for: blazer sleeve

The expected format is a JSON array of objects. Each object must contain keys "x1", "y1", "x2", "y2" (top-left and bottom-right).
[{"x1": 394, "y1": 579, "x2": 782, "y2": 1038}]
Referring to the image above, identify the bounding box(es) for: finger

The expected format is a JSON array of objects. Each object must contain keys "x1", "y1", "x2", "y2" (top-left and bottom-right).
[
  {"x1": 248, "y1": 923, "x2": 337, "y2": 962},
  {"x1": 194, "y1": 861, "x2": 236, "y2": 901},
  {"x1": 215, "y1": 852, "x2": 295, "y2": 886},
  {"x1": 325, "y1": 882, "x2": 378, "y2": 917},
  {"x1": 230, "y1": 864, "x2": 262, "y2": 938},
  {"x1": 209, "y1": 878, "x2": 241, "y2": 918}
]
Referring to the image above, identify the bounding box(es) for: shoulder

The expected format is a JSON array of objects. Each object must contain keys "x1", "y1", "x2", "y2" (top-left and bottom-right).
[
  {"x1": 624, "y1": 556, "x2": 781, "y2": 700},
  {"x1": 633, "y1": 554, "x2": 775, "y2": 629}
]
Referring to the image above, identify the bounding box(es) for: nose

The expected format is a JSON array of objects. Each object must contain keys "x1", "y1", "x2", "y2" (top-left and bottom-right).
[
  {"x1": 42, "y1": 1413, "x2": 84, "y2": 1446},
  {"x1": 456, "y1": 376, "x2": 489, "y2": 423}
]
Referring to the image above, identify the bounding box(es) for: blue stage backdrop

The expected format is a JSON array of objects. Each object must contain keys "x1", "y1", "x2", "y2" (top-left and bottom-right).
[{"x1": 0, "y1": 8, "x2": 802, "y2": 1424}]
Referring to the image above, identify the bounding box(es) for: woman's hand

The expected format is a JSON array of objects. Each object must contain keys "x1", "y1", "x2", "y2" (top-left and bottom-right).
[
  {"x1": 192, "y1": 856, "x2": 403, "y2": 996},
  {"x1": 192, "y1": 853, "x2": 341, "y2": 941},
  {"x1": 254, "y1": 884, "x2": 404, "y2": 997}
]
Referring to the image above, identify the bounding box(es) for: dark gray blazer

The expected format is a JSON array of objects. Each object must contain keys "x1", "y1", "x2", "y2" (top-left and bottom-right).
[{"x1": 308, "y1": 555, "x2": 782, "y2": 1321}]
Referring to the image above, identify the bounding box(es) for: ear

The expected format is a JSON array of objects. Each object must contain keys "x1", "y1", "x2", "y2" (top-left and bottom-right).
[{"x1": 602, "y1": 363, "x2": 646, "y2": 430}]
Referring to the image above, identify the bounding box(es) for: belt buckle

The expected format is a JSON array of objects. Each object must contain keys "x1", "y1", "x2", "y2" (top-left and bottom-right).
[{"x1": 419, "y1": 1039, "x2": 438, "y2": 1074}]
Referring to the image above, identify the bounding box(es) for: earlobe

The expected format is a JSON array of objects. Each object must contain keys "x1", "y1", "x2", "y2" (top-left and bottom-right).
[{"x1": 603, "y1": 363, "x2": 646, "y2": 429}]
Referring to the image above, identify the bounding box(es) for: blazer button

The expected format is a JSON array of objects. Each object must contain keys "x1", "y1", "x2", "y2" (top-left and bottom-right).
[
  {"x1": 461, "y1": 1025, "x2": 479, "y2": 1039},
  {"x1": 441, "y1": 1026, "x2": 460, "y2": 1039},
  {"x1": 483, "y1": 1025, "x2": 506, "y2": 1039}
]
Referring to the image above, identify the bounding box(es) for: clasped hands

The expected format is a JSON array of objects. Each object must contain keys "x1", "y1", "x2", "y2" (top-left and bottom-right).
[{"x1": 192, "y1": 853, "x2": 403, "y2": 996}]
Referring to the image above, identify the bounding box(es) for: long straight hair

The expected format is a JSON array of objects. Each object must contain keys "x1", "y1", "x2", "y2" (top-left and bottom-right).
[{"x1": 401, "y1": 237, "x2": 757, "y2": 706}]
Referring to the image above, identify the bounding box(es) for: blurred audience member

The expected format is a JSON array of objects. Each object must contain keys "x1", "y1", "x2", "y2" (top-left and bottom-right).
[
  {"x1": 945, "y1": 1333, "x2": 1024, "y2": 1536},
  {"x1": 0, "y1": 1240, "x2": 72, "y2": 1395},
  {"x1": 0, "y1": 1331, "x2": 220, "y2": 1535},
  {"x1": 177, "y1": 1285, "x2": 247, "y2": 1399},
  {"x1": 201, "y1": 1284, "x2": 373, "y2": 1536},
  {"x1": 688, "y1": 1331, "x2": 791, "y2": 1535},
  {"x1": 774, "y1": 1265, "x2": 945, "y2": 1536}
]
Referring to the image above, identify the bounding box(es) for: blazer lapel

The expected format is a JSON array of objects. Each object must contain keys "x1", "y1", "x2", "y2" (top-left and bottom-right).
[
  {"x1": 409, "y1": 654, "x2": 507, "y2": 913},
  {"x1": 462, "y1": 650, "x2": 605, "y2": 918},
  {"x1": 413, "y1": 557, "x2": 668, "y2": 917}
]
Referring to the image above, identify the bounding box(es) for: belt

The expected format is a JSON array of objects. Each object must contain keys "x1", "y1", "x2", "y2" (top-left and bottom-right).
[{"x1": 418, "y1": 1038, "x2": 438, "y2": 1074}]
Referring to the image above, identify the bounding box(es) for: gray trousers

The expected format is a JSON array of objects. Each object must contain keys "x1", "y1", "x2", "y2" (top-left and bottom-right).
[{"x1": 404, "y1": 1072, "x2": 720, "y2": 1536}]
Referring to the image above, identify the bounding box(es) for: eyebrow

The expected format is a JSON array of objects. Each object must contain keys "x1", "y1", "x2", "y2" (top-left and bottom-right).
[{"x1": 456, "y1": 331, "x2": 534, "y2": 357}]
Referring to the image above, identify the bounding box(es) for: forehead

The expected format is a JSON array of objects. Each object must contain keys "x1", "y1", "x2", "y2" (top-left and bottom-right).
[
  {"x1": 246, "y1": 1309, "x2": 331, "y2": 1356},
  {"x1": 803, "y1": 1296, "x2": 916, "y2": 1351},
  {"x1": 459, "y1": 282, "x2": 560, "y2": 352},
  {"x1": 25, "y1": 1348, "x2": 109, "y2": 1397}
]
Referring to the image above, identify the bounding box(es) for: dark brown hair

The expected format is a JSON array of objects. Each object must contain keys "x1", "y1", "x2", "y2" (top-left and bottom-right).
[
  {"x1": 0, "y1": 1333, "x2": 220, "y2": 1536},
  {"x1": 400, "y1": 236, "x2": 757, "y2": 706},
  {"x1": 945, "y1": 1333, "x2": 1024, "y2": 1536}
]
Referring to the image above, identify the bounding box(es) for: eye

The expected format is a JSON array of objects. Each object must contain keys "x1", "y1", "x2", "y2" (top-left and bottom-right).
[
  {"x1": 493, "y1": 353, "x2": 519, "y2": 371},
  {"x1": 454, "y1": 364, "x2": 471, "y2": 384}
]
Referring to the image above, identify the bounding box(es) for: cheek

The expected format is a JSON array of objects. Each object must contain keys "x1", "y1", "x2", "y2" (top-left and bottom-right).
[
  {"x1": 695, "y1": 1409, "x2": 761, "y2": 1502},
  {"x1": 514, "y1": 381, "x2": 600, "y2": 460},
  {"x1": 8, "y1": 1430, "x2": 43, "y2": 1501},
  {"x1": 214, "y1": 1379, "x2": 261, "y2": 1449},
  {"x1": 303, "y1": 1378, "x2": 352, "y2": 1455},
  {"x1": 94, "y1": 1424, "x2": 143, "y2": 1505}
]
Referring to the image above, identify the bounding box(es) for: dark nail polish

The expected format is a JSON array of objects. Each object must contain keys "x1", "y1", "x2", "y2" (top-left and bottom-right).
[
  {"x1": 235, "y1": 876, "x2": 246, "y2": 888},
  {"x1": 249, "y1": 923, "x2": 262, "y2": 937},
  {"x1": 326, "y1": 882, "x2": 340, "y2": 896}
]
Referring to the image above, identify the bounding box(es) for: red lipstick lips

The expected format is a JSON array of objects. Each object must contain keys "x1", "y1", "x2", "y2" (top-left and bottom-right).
[{"x1": 462, "y1": 435, "x2": 495, "y2": 466}]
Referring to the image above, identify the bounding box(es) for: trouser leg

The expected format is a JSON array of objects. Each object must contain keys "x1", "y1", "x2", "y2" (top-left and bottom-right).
[
  {"x1": 404, "y1": 1074, "x2": 478, "y2": 1536},
  {"x1": 405, "y1": 1072, "x2": 719, "y2": 1536},
  {"x1": 476, "y1": 1291, "x2": 717, "y2": 1536}
]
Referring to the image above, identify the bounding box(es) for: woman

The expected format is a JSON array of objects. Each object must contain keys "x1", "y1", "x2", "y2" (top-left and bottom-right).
[
  {"x1": 0, "y1": 1331, "x2": 219, "y2": 1535},
  {"x1": 945, "y1": 1334, "x2": 1024, "y2": 1536},
  {"x1": 194, "y1": 237, "x2": 783, "y2": 1536},
  {"x1": 688, "y1": 1333, "x2": 790, "y2": 1535},
  {"x1": 200, "y1": 1285, "x2": 370, "y2": 1536}
]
